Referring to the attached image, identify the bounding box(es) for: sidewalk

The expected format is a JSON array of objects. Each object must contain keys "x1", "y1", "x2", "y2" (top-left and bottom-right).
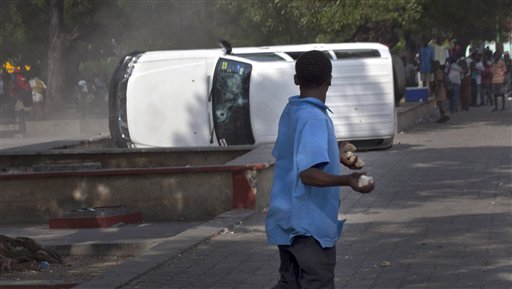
[
  {"x1": 116, "y1": 103, "x2": 510, "y2": 289},
  {"x1": 0, "y1": 209, "x2": 257, "y2": 288}
]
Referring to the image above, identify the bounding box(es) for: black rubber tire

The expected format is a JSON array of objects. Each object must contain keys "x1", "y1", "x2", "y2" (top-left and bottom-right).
[{"x1": 392, "y1": 54, "x2": 406, "y2": 106}]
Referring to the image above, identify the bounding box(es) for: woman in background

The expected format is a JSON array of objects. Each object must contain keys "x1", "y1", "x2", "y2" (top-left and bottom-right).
[
  {"x1": 459, "y1": 58, "x2": 471, "y2": 111},
  {"x1": 446, "y1": 57, "x2": 463, "y2": 114}
]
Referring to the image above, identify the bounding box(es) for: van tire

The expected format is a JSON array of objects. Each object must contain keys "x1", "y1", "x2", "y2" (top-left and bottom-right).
[{"x1": 392, "y1": 55, "x2": 406, "y2": 106}]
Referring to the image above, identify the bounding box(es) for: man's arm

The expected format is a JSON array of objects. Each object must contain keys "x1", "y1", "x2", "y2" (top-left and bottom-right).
[{"x1": 299, "y1": 167, "x2": 374, "y2": 194}]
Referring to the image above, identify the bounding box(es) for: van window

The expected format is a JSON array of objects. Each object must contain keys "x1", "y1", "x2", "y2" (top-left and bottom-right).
[
  {"x1": 334, "y1": 49, "x2": 381, "y2": 59},
  {"x1": 236, "y1": 53, "x2": 286, "y2": 62},
  {"x1": 285, "y1": 51, "x2": 333, "y2": 60},
  {"x1": 211, "y1": 58, "x2": 255, "y2": 145}
]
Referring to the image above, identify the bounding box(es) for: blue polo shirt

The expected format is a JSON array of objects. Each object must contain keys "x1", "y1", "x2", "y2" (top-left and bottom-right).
[
  {"x1": 419, "y1": 45, "x2": 434, "y2": 73},
  {"x1": 265, "y1": 96, "x2": 344, "y2": 248}
]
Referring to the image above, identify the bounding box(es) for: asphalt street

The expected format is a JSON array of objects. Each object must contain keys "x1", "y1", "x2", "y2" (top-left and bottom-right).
[{"x1": 118, "y1": 103, "x2": 512, "y2": 289}]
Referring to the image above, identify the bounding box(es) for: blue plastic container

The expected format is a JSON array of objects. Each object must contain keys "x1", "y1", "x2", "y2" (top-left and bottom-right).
[{"x1": 405, "y1": 87, "x2": 429, "y2": 102}]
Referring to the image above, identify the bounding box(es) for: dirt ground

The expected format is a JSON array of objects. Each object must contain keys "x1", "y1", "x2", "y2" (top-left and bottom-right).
[{"x1": 0, "y1": 255, "x2": 131, "y2": 283}]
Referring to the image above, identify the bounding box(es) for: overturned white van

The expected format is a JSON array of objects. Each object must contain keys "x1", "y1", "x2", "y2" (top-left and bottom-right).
[{"x1": 109, "y1": 43, "x2": 401, "y2": 149}]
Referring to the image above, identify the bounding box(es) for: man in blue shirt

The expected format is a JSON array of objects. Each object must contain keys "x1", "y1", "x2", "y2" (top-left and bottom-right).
[
  {"x1": 419, "y1": 37, "x2": 434, "y2": 92},
  {"x1": 265, "y1": 50, "x2": 374, "y2": 289}
]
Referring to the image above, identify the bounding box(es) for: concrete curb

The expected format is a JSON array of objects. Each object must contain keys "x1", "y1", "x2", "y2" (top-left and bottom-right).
[
  {"x1": 0, "y1": 280, "x2": 78, "y2": 289},
  {"x1": 72, "y1": 209, "x2": 257, "y2": 289},
  {"x1": 396, "y1": 98, "x2": 437, "y2": 132},
  {"x1": 49, "y1": 242, "x2": 157, "y2": 257}
]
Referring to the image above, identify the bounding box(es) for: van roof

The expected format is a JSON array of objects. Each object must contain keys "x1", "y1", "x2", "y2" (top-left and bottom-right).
[{"x1": 141, "y1": 42, "x2": 390, "y2": 62}]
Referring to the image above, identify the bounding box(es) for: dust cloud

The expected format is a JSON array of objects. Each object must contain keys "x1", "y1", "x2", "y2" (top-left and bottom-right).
[{"x1": 1, "y1": 1, "x2": 229, "y2": 147}]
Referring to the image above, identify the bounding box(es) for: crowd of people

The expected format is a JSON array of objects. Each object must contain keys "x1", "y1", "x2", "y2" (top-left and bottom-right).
[
  {"x1": 411, "y1": 37, "x2": 511, "y2": 123},
  {"x1": 0, "y1": 62, "x2": 47, "y2": 124},
  {"x1": 76, "y1": 74, "x2": 108, "y2": 117},
  {"x1": 0, "y1": 61, "x2": 109, "y2": 127}
]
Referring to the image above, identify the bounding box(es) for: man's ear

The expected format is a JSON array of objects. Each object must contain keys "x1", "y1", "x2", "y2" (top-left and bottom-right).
[
  {"x1": 294, "y1": 75, "x2": 300, "y2": 85},
  {"x1": 327, "y1": 75, "x2": 332, "y2": 86}
]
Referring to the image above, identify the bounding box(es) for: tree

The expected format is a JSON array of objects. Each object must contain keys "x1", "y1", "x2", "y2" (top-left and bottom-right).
[
  {"x1": 217, "y1": 0, "x2": 512, "y2": 53},
  {"x1": 46, "y1": 0, "x2": 111, "y2": 113},
  {"x1": 418, "y1": 0, "x2": 512, "y2": 53},
  {"x1": 46, "y1": 0, "x2": 67, "y2": 111},
  {"x1": 216, "y1": 0, "x2": 423, "y2": 46}
]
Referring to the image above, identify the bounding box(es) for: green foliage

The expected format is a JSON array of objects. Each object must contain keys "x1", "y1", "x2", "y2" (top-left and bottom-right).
[
  {"x1": 419, "y1": 0, "x2": 512, "y2": 42},
  {"x1": 78, "y1": 58, "x2": 117, "y2": 80},
  {"x1": 216, "y1": 0, "x2": 511, "y2": 49},
  {"x1": 1, "y1": 2, "x2": 27, "y2": 59},
  {"x1": 3, "y1": 0, "x2": 511, "y2": 63},
  {"x1": 215, "y1": 0, "x2": 328, "y2": 45},
  {"x1": 216, "y1": 0, "x2": 424, "y2": 45}
]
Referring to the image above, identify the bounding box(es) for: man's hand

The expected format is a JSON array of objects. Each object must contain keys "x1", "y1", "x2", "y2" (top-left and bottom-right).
[
  {"x1": 339, "y1": 142, "x2": 364, "y2": 169},
  {"x1": 347, "y1": 172, "x2": 374, "y2": 194}
]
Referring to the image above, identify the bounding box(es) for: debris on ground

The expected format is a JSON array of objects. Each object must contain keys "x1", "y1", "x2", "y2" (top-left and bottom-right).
[{"x1": 0, "y1": 234, "x2": 62, "y2": 273}]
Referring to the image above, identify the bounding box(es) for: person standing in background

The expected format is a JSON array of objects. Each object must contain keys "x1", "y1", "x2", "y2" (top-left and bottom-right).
[
  {"x1": 403, "y1": 56, "x2": 418, "y2": 87},
  {"x1": 446, "y1": 57, "x2": 464, "y2": 114},
  {"x1": 419, "y1": 37, "x2": 434, "y2": 93},
  {"x1": 460, "y1": 58, "x2": 472, "y2": 111},
  {"x1": 29, "y1": 73, "x2": 46, "y2": 119},
  {"x1": 504, "y1": 52, "x2": 511, "y2": 92},
  {"x1": 481, "y1": 53, "x2": 494, "y2": 106},
  {"x1": 431, "y1": 36, "x2": 449, "y2": 65},
  {"x1": 433, "y1": 61, "x2": 449, "y2": 123},
  {"x1": 490, "y1": 51, "x2": 507, "y2": 111},
  {"x1": 472, "y1": 53, "x2": 484, "y2": 106}
]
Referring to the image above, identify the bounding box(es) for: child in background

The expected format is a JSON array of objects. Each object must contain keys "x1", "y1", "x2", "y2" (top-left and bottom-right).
[
  {"x1": 491, "y1": 52, "x2": 507, "y2": 111},
  {"x1": 29, "y1": 75, "x2": 46, "y2": 119},
  {"x1": 433, "y1": 61, "x2": 449, "y2": 123}
]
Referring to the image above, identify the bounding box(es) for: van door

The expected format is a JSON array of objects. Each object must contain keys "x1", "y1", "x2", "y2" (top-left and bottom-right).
[{"x1": 211, "y1": 58, "x2": 255, "y2": 146}]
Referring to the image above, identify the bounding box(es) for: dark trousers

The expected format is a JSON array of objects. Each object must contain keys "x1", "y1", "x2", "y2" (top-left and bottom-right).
[
  {"x1": 272, "y1": 236, "x2": 336, "y2": 289},
  {"x1": 471, "y1": 79, "x2": 478, "y2": 106}
]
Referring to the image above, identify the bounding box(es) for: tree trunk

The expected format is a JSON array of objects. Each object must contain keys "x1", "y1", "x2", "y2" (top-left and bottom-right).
[{"x1": 46, "y1": 0, "x2": 66, "y2": 115}]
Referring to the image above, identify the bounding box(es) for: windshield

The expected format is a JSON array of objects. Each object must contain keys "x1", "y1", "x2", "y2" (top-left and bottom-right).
[{"x1": 211, "y1": 58, "x2": 254, "y2": 146}]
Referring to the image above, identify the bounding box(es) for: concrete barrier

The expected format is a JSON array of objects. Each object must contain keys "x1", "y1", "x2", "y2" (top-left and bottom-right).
[
  {"x1": 0, "y1": 169, "x2": 233, "y2": 223},
  {"x1": 0, "y1": 148, "x2": 273, "y2": 224}
]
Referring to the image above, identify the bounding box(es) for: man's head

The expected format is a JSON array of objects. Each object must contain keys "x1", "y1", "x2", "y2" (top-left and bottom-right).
[
  {"x1": 294, "y1": 50, "x2": 332, "y2": 89},
  {"x1": 422, "y1": 36, "x2": 430, "y2": 47}
]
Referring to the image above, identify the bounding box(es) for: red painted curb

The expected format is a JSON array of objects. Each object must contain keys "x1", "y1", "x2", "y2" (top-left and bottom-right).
[
  {"x1": 0, "y1": 163, "x2": 270, "y2": 180},
  {"x1": 232, "y1": 171, "x2": 256, "y2": 209}
]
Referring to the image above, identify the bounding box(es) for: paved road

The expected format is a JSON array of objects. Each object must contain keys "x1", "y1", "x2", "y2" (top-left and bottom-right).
[{"x1": 121, "y1": 104, "x2": 511, "y2": 289}]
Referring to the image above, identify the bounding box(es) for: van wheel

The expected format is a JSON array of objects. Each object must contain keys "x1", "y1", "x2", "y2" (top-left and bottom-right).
[{"x1": 392, "y1": 55, "x2": 406, "y2": 106}]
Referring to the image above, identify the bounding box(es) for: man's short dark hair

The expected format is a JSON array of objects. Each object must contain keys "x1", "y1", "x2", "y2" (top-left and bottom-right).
[{"x1": 295, "y1": 50, "x2": 332, "y2": 88}]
